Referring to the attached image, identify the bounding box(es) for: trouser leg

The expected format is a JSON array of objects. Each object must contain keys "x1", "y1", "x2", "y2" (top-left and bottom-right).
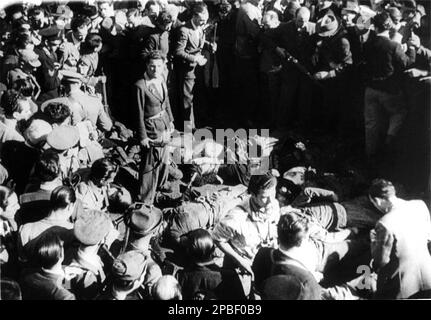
[
  {"x1": 139, "y1": 146, "x2": 168, "y2": 204},
  {"x1": 364, "y1": 88, "x2": 384, "y2": 158},
  {"x1": 182, "y1": 77, "x2": 196, "y2": 130}
]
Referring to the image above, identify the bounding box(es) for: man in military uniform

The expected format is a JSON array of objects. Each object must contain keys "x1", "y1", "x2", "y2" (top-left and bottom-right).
[
  {"x1": 6, "y1": 49, "x2": 41, "y2": 100},
  {"x1": 58, "y1": 15, "x2": 90, "y2": 71},
  {"x1": 34, "y1": 26, "x2": 63, "y2": 104},
  {"x1": 50, "y1": 70, "x2": 113, "y2": 133}
]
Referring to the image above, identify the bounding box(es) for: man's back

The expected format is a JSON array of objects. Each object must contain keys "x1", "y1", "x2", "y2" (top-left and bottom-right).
[
  {"x1": 68, "y1": 90, "x2": 112, "y2": 132},
  {"x1": 177, "y1": 263, "x2": 246, "y2": 300},
  {"x1": 363, "y1": 34, "x2": 415, "y2": 93},
  {"x1": 373, "y1": 199, "x2": 431, "y2": 299},
  {"x1": 252, "y1": 247, "x2": 322, "y2": 299},
  {"x1": 20, "y1": 268, "x2": 76, "y2": 300}
]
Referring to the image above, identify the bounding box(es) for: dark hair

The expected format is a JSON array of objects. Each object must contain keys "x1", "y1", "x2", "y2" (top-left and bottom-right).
[
  {"x1": 89, "y1": 158, "x2": 118, "y2": 183},
  {"x1": 71, "y1": 15, "x2": 90, "y2": 32},
  {"x1": 145, "y1": 49, "x2": 166, "y2": 64},
  {"x1": 144, "y1": 0, "x2": 159, "y2": 11},
  {"x1": 35, "y1": 150, "x2": 60, "y2": 182},
  {"x1": 127, "y1": 8, "x2": 140, "y2": 18},
  {"x1": 31, "y1": 232, "x2": 64, "y2": 269},
  {"x1": 98, "y1": 0, "x2": 113, "y2": 7},
  {"x1": 82, "y1": 5, "x2": 99, "y2": 18},
  {"x1": 80, "y1": 33, "x2": 102, "y2": 54},
  {"x1": 43, "y1": 102, "x2": 71, "y2": 125},
  {"x1": 6, "y1": 4, "x2": 24, "y2": 21},
  {"x1": 373, "y1": 12, "x2": 392, "y2": 31},
  {"x1": 185, "y1": 229, "x2": 215, "y2": 263},
  {"x1": 12, "y1": 78, "x2": 34, "y2": 97},
  {"x1": 50, "y1": 186, "x2": 76, "y2": 211},
  {"x1": 368, "y1": 179, "x2": 396, "y2": 200},
  {"x1": 28, "y1": 6, "x2": 45, "y2": 17},
  {"x1": 108, "y1": 186, "x2": 132, "y2": 213},
  {"x1": 193, "y1": 3, "x2": 208, "y2": 16},
  {"x1": 277, "y1": 213, "x2": 309, "y2": 249},
  {"x1": 11, "y1": 18, "x2": 30, "y2": 33},
  {"x1": 247, "y1": 173, "x2": 277, "y2": 196},
  {"x1": 276, "y1": 178, "x2": 302, "y2": 205},
  {"x1": 0, "y1": 89, "x2": 24, "y2": 117},
  {"x1": 156, "y1": 10, "x2": 173, "y2": 27},
  {"x1": 0, "y1": 279, "x2": 22, "y2": 300},
  {"x1": 13, "y1": 32, "x2": 33, "y2": 50},
  {"x1": 0, "y1": 186, "x2": 13, "y2": 211}
]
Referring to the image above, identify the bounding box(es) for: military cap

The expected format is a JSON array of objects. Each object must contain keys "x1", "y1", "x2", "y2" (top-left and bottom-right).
[
  {"x1": 52, "y1": 5, "x2": 74, "y2": 19},
  {"x1": 39, "y1": 25, "x2": 63, "y2": 41},
  {"x1": 46, "y1": 125, "x2": 80, "y2": 151},
  {"x1": 40, "y1": 97, "x2": 74, "y2": 112},
  {"x1": 18, "y1": 49, "x2": 41, "y2": 68},
  {"x1": 74, "y1": 210, "x2": 112, "y2": 246},
  {"x1": 59, "y1": 69, "x2": 83, "y2": 84}
]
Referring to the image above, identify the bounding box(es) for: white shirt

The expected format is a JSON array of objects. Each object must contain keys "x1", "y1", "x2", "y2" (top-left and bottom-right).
[{"x1": 212, "y1": 195, "x2": 280, "y2": 260}]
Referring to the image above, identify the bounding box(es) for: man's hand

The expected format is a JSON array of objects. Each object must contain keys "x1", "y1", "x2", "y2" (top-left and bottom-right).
[
  {"x1": 238, "y1": 257, "x2": 254, "y2": 278},
  {"x1": 195, "y1": 54, "x2": 207, "y2": 66},
  {"x1": 169, "y1": 121, "x2": 175, "y2": 133},
  {"x1": 141, "y1": 138, "x2": 153, "y2": 149},
  {"x1": 405, "y1": 68, "x2": 429, "y2": 78},
  {"x1": 313, "y1": 71, "x2": 334, "y2": 80},
  {"x1": 209, "y1": 42, "x2": 217, "y2": 53},
  {"x1": 408, "y1": 33, "x2": 421, "y2": 50},
  {"x1": 99, "y1": 75, "x2": 107, "y2": 84}
]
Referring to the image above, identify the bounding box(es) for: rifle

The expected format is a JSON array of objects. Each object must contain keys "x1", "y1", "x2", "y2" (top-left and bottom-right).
[
  {"x1": 211, "y1": 22, "x2": 219, "y2": 88},
  {"x1": 284, "y1": 51, "x2": 323, "y2": 87},
  {"x1": 100, "y1": 67, "x2": 111, "y2": 118}
]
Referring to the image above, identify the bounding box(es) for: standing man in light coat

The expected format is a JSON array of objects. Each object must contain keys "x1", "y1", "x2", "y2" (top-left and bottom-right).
[{"x1": 369, "y1": 179, "x2": 431, "y2": 299}]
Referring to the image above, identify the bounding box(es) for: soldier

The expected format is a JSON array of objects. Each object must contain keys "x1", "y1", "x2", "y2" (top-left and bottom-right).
[
  {"x1": 34, "y1": 26, "x2": 63, "y2": 103},
  {"x1": 55, "y1": 70, "x2": 113, "y2": 133}
]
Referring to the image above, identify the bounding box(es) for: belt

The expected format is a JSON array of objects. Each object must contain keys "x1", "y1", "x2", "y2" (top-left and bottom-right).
[{"x1": 147, "y1": 110, "x2": 166, "y2": 120}]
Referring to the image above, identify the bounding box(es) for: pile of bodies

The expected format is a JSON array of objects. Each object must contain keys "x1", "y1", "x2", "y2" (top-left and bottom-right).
[{"x1": 0, "y1": 0, "x2": 430, "y2": 300}]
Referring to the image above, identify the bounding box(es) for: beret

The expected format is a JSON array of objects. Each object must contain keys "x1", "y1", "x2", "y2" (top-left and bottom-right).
[{"x1": 74, "y1": 209, "x2": 112, "y2": 246}]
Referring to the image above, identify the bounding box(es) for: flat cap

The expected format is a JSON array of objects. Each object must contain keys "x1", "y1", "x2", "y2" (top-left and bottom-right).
[
  {"x1": 38, "y1": 25, "x2": 63, "y2": 40},
  {"x1": 74, "y1": 209, "x2": 112, "y2": 246},
  {"x1": 112, "y1": 250, "x2": 148, "y2": 281}
]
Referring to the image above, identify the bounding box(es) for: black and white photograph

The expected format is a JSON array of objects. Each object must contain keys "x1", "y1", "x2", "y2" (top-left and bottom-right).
[{"x1": 0, "y1": 0, "x2": 430, "y2": 305}]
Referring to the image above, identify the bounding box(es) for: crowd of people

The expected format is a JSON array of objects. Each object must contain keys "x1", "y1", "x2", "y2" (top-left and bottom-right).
[{"x1": 0, "y1": 0, "x2": 430, "y2": 300}]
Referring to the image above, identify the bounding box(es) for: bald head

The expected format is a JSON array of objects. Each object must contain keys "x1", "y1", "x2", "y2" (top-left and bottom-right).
[
  {"x1": 296, "y1": 7, "x2": 310, "y2": 28},
  {"x1": 263, "y1": 10, "x2": 280, "y2": 29}
]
